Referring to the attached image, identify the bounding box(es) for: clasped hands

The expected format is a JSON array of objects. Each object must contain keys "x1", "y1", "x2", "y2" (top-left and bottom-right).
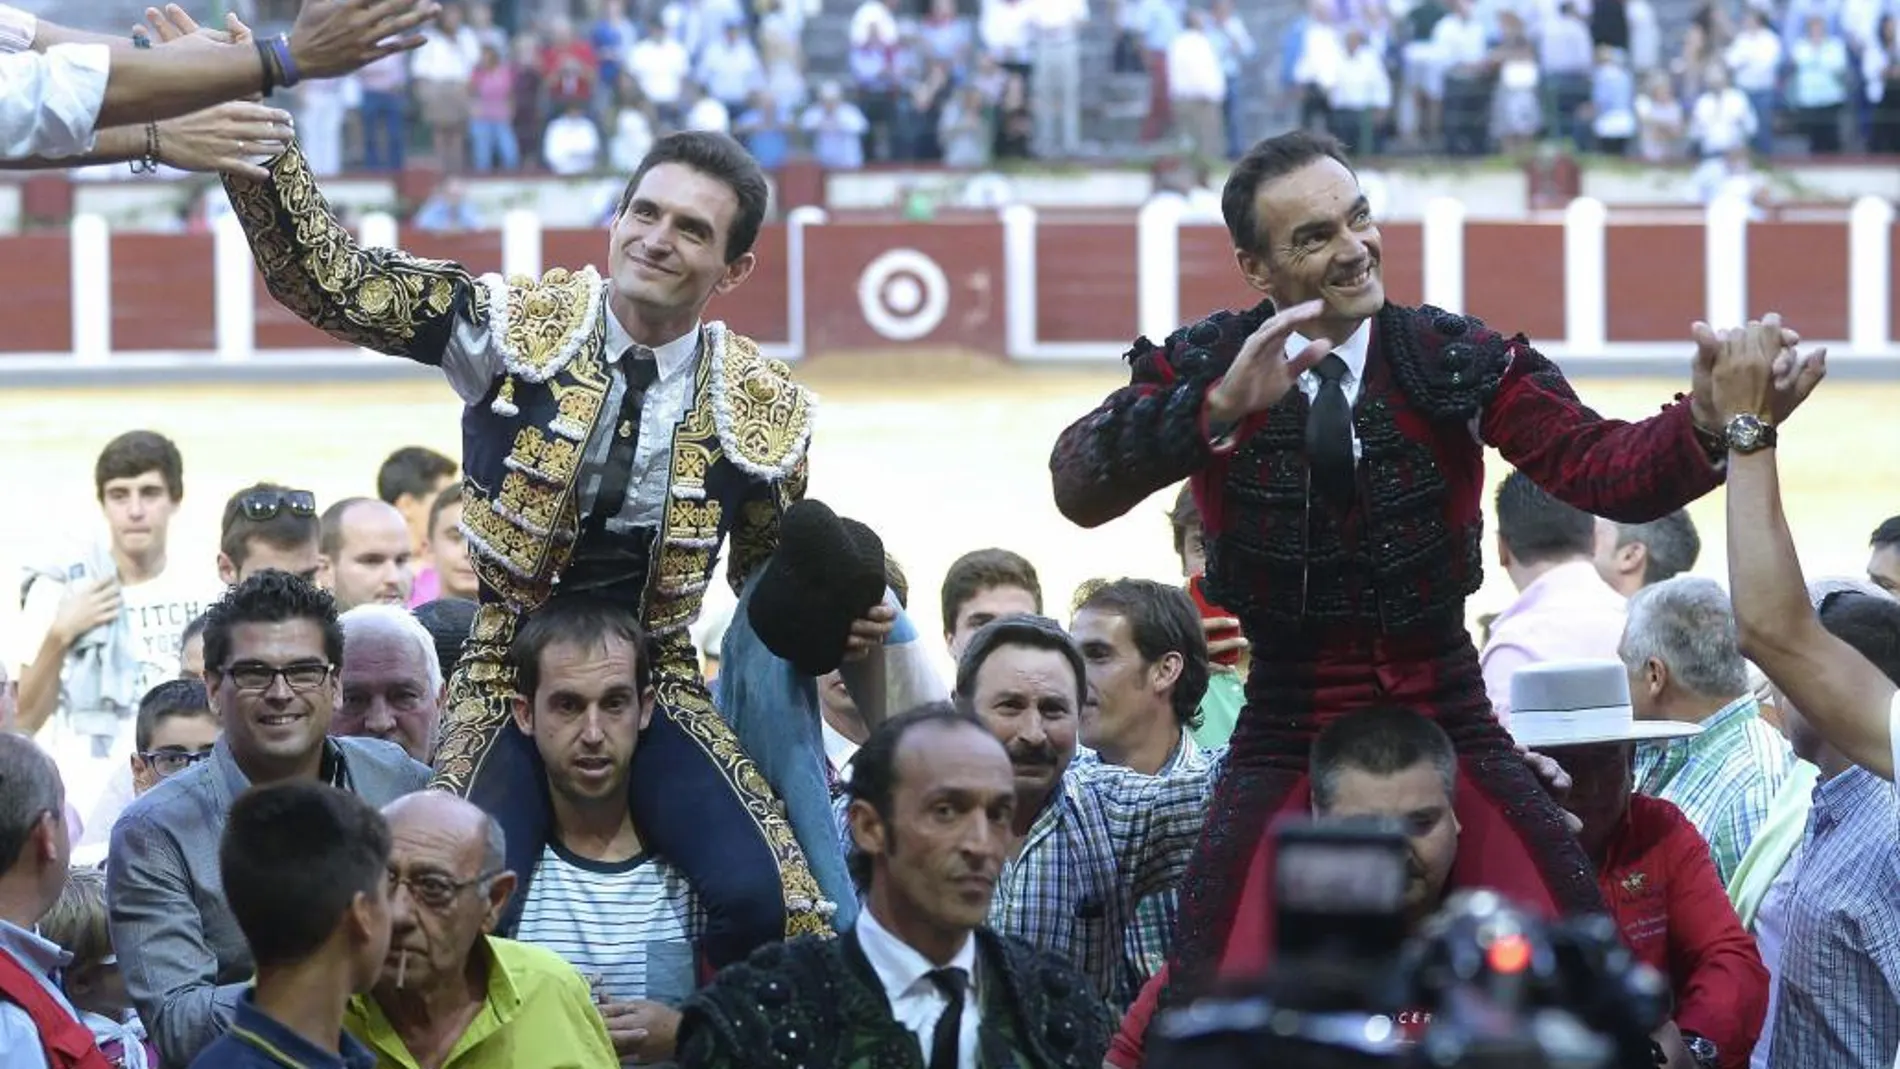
[{"x1": 1687, "y1": 312, "x2": 1827, "y2": 432}]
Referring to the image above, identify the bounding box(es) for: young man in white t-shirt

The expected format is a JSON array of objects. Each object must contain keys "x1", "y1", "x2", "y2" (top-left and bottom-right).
[
  {"x1": 504, "y1": 597, "x2": 707, "y2": 1066},
  {"x1": 14, "y1": 431, "x2": 220, "y2": 817}
]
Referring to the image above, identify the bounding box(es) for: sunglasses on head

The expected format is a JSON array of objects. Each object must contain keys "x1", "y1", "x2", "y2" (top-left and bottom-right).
[{"x1": 237, "y1": 489, "x2": 317, "y2": 522}]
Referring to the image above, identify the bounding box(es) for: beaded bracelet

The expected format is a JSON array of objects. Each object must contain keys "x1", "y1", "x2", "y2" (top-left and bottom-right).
[{"x1": 130, "y1": 122, "x2": 160, "y2": 175}]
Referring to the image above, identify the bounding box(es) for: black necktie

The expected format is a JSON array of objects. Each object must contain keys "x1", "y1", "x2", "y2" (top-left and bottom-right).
[
  {"x1": 1306, "y1": 353, "x2": 1356, "y2": 508},
  {"x1": 591, "y1": 351, "x2": 660, "y2": 522},
  {"x1": 925, "y1": 966, "x2": 969, "y2": 1069}
]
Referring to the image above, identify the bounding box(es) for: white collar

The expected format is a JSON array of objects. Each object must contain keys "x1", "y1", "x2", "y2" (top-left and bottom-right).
[
  {"x1": 856, "y1": 904, "x2": 978, "y2": 1001},
  {"x1": 822, "y1": 719, "x2": 861, "y2": 773},
  {"x1": 603, "y1": 312, "x2": 701, "y2": 382},
  {"x1": 1290, "y1": 316, "x2": 1373, "y2": 385}
]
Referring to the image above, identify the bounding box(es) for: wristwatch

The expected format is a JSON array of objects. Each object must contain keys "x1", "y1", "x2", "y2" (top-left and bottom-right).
[
  {"x1": 1723, "y1": 413, "x2": 1777, "y2": 454},
  {"x1": 1681, "y1": 1031, "x2": 1720, "y2": 1069}
]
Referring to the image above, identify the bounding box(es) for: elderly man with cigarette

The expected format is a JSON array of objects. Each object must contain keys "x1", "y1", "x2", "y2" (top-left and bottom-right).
[{"x1": 343, "y1": 791, "x2": 617, "y2": 1069}]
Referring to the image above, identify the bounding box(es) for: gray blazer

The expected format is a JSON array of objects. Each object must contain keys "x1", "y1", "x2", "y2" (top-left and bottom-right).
[{"x1": 105, "y1": 735, "x2": 430, "y2": 1067}]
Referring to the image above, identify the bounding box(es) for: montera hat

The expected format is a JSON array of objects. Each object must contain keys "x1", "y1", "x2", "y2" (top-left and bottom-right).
[{"x1": 746, "y1": 499, "x2": 888, "y2": 676}]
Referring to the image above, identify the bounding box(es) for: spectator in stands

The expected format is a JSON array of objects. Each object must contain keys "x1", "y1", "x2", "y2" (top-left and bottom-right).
[
  {"x1": 1132, "y1": 0, "x2": 1182, "y2": 142},
  {"x1": 1492, "y1": 14, "x2": 1545, "y2": 154},
  {"x1": 1869, "y1": 516, "x2": 1900, "y2": 594},
  {"x1": 920, "y1": 0, "x2": 976, "y2": 75},
  {"x1": 1593, "y1": 0, "x2": 1631, "y2": 55},
  {"x1": 1636, "y1": 68, "x2": 1690, "y2": 159},
  {"x1": 1695, "y1": 146, "x2": 1768, "y2": 216},
  {"x1": 681, "y1": 79, "x2": 733, "y2": 132},
  {"x1": 1168, "y1": 10, "x2": 1228, "y2": 161},
  {"x1": 1627, "y1": 0, "x2": 1661, "y2": 72},
  {"x1": 735, "y1": 90, "x2": 796, "y2": 168},
  {"x1": 414, "y1": 178, "x2": 485, "y2": 232},
  {"x1": 295, "y1": 77, "x2": 350, "y2": 178},
  {"x1": 804, "y1": 80, "x2": 870, "y2": 169},
  {"x1": 849, "y1": 19, "x2": 901, "y2": 162},
  {"x1": 1029, "y1": 0, "x2": 1088, "y2": 159},
  {"x1": 1588, "y1": 45, "x2": 1639, "y2": 154},
  {"x1": 1290, "y1": 0, "x2": 1343, "y2": 134},
  {"x1": 895, "y1": 53, "x2": 953, "y2": 161},
  {"x1": 607, "y1": 76, "x2": 658, "y2": 172},
  {"x1": 1432, "y1": 0, "x2": 1493, "y2": 154},
  {"x1": 698, "y1": 20, "x2": 766, "y2": 118},
  {"x1": 542, "y1": 101, "x2": 603, "y2": 174},
  {"x1": 469, "y1": 43, "x2": 522, "y2": 171},
  {"x1": 510, "y1": 34, "x2": 548, "y2": 168},
  {"x1": 541, "y1": 17, "x2": 600, "y2": 121},
  {"x1": 1207, "y1": 0, "x2": 1257, "y2": 158},
  {"x1": 1329, "y1": 26, "x2": 1391, "y2": 153},
  {"x1": 466, "y1": 2, "x2": 506, "y2": 54},
  {"x1": 1726, "y1": 8, "x2": 1783, "y2": 154},
  {"x1": 1543, "y1": 4, "x2": 1599, "y2": 143},
  {"x1": 757, "y1": 0, "x2": 811, "y2": 108},
  {"x1": 1787, "y1": 15, "x2": 1849, "y2": 153},
  {"x1": 939, "y1": 83, "x2": 996, "y2": 167},
  {"x1": 1868, "y1": 17, "x2": 1900, "y2": 152},
  {"x1": 357, "y1": 52, "x2": 411, "y2": 172},
  {"x1": 631, "y1": 18, "x2": 692, "y2": 127},
  {"x1": 592, "y1": 0, "x2": 639, "y2": 94},
  {"x1": 1690, "y1": 64, "x2": 1758, "y2": 158},
  {"x1": 416, "y1": 4, "x2": 481, "y2": 172}
]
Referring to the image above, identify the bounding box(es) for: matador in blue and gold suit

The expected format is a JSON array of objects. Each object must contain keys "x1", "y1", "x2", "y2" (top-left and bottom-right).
[{"x1": 222, "y1": 144, "x2": 836, "y2": 967}]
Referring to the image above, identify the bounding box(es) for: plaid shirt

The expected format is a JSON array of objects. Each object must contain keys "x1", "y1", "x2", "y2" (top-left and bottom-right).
[
  {"x1": 1110, "y1": 733, "x2": 1217, "y2": 1002},
  {"x1": 1635, "y1": 694, "x2": 1793, "y2": 886},
  {"x1": 1766, "y1": 767, "x2": 1900, "y2": 1069}
]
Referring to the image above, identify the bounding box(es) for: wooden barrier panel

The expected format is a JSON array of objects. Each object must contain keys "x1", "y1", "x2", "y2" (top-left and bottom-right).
[
  {"x1": 0, "y1": 233, "x2": 73, "y2": 352},
  {"x1": 803, "y1": 218, "x2": 1005, "y2": 353}
]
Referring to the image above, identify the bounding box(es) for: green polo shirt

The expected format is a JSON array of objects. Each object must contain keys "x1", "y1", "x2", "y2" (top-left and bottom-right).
[{"x1": 345, "y1": 936, "x2": 617, "y2": 1069}]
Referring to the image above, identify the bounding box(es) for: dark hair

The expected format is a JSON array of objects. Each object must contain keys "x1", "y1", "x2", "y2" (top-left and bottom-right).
[
  {"x1": 510, "y1": 597, "x2": 653, "y2": 703},
  {"x1": 0, "y1": 734, "x2": 60, "y2": 872},
  {"x1": 1495, "y1": 471, "x2": 1595, "y2": 565},
  {"x1": 1873, "y1": 516, "x2": 1900, "y2": 551},
  {"x1": 221, "y1": 482, "x2": 321, "y2": 568},
  {"x1": 94, "y1": 430, "x2": 184, "y2": 502},
  {"x1": 427, "y1": 484, "x2": 463, "y2": 540},
  {"x1": 319, "y1": 497, "x2": 382, "y2": 559},
  {"x1": 181, "y1": 610, "x2": 211, "y2": 653},
  {"x1": 414, "y1": 598, "x2": 479, "y2": 679},
  {"x1": 939, "y1": 549, "x2": 1044, "y2": 637},
  {"x1": 1169, "y1": 483, "x2": 1202, "y2": 559},
  {"x1": 1613, "y1": 510, "x2": 1702, "y2": 586},
  {"x1": 616, "y1": 131, "x2": 770, "y2": 264},
  {"x1": 219, "y1": 782, "x2": 391, "y2": 968},
  {"x1": 201, "y1": 571, "x2": 344, "y2": 677},
  {"x1": 844, "y1": 701, "x2": 989, "y2": 890},
  {"x1": 1310, "y1": 707, "x2": 1457, "y2": 812},
  {"x1": 1220, "y1": 130, "x2": 1354, "y2": 259},
  {"x1": 884, "y1": 552, "x2": 910, "y2": 609},
  {"x1": 954, "y1": 613, "x2": 1087, "y2": 709},
  {"x1": 376, "y1": 446, "x2": 457, "y2": 506},
  {"x1": 1075, "y1": 579, "x2": 1210, "y2": 729},
  {"x1": 135, "y1": 679, "x2": 214, "y2": 751},
  {"x1": 1817, "y1": 591, "x2": 1900, "y2": 686}
]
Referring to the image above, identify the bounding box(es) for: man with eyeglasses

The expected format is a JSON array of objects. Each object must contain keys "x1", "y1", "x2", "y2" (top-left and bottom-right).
[
  {"x1": 343, "y1": 790, "x2": 617, "y2": 1069},
  {"x1": 106, "y1": 571, "x2": 431, "y2": 1066},
  {"x1": 217, "y1": 483, "x2": 323, "y2": 586}
]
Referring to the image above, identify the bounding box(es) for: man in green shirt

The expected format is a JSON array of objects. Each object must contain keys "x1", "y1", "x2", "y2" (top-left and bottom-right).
[
  {"x1": 1167, "y1": 484, "x2": 1246, "y2": 749},
  {"x1": 343, "y1": 791, "x2": 616, "y2": 1069}
]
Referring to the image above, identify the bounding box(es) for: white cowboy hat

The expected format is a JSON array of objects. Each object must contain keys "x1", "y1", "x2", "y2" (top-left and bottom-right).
[{"x1": 1508, "y1": 660, "x2": 1702, "y2": 749}]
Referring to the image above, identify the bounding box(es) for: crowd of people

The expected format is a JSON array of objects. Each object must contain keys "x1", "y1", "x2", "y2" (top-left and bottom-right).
[{"x1": 7, "y1": 2, "x2": 1900, "y2": 1069}]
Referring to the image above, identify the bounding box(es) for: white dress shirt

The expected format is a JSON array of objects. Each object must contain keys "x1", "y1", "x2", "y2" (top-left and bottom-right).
[
  {"x1": 1, "y1": 44, "x2": 108, "y2": 160},
  {"x1": 856, "y1": 907, "x2": 982, "y2": 1069},
  {"x1": 1725, "y1": 28, "x2": 1784, "y2": 93},
  {"x1": 630, "y1": 36, "x2": 691, "y2": 105},
  {"x1": 441, "y1": 302, "x2": 704, "y2": 532},
  {"x1": 1690, "y1": 87, "x2": 1757, "y2": 154},
  {"x1": 1331, "y1": 46, "x2": 1393, "y2": 109},
  {"x1": 1025, "y1": 0, "x2": 1088, "y2": 33},
  {"x1": 697, "y1": 37, "x2": 765, "y2": 102},
  {"x1": 1288, "y1": 318, "x2": 1373, "y2": 458},
  {"x1": 1168, "y1": 29, "x2": 1227, "y2": 100}
]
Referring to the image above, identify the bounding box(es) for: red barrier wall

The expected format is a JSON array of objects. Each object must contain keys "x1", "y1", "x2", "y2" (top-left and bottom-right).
[{"x1": 0, "y1": 213, "x2": 1884, "y2": 357}]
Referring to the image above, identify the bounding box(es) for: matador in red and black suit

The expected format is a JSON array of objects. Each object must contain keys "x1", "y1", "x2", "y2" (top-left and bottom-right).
[{"x1": 1048, "y1": 177, "x2": 1730, "y2": 1006}]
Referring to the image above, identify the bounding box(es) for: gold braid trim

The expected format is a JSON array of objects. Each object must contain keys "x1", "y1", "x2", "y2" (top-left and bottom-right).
[
  {"x1": 430, "y1": 602, "x2": 520, "y2": 795},
  {"x1": 223, "y1": 142, "x2": 481, "y2": 358}
]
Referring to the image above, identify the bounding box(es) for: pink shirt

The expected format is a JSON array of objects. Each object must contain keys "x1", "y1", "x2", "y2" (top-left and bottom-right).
[
  {"x1": 470, "y1": 63, "x2": 516, "y2": 123},
  {"x1": 1480, "y1": 560, "x2": 1628, "y2": 726}
]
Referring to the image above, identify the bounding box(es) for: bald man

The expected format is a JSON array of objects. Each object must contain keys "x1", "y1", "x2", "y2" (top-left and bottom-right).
[
  {"x1": 320, "y1": 498, "x2": 416, "y2": 610},
  {"x1": 338, "y1": 605, "x2": 445, "y2": 764},
  {"x1": 344, "y1": 791, "x2": 616, "y2": 1069}
]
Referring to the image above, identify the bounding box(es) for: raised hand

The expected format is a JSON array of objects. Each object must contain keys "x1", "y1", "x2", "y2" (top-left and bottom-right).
[
  {"x1": 141, "y1": 4, "x2": 248, "y2": 43},
  {"x1": 288, "y1": 0, "x2": 438, "y2": 81},
  {"x1": 1690, "y1": 313, "x2": 1826, "y2": 429},
  {"x1": 1204, "y1": 299, "x2": 1333, "y2": 425},
  {"x1": 157, "y1": 101, "x2": 295, "y2": 178}
]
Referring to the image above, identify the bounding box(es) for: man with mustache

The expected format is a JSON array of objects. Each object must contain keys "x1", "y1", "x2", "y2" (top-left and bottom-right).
[
  {"x1": 213, "y1": 39, "x2": 890, "y2": 971},
  {"x1": 678, "y1": 702, "x2": 1113, "y2": 1069},
  {"x1": 1048, "y1": 128, "x2": 1828, "y2": 1000}
]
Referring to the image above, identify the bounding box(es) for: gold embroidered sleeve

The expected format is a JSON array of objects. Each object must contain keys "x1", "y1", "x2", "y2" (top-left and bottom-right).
[
  {"x1": 222, "y1": 142, "x2": 487, "y2": 365},
  {"x1": 726, "y1": 454, "x2": 808, "y2": 595}
]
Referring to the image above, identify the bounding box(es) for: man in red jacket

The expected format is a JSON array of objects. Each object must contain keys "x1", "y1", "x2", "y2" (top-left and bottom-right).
[
  {"x1": 1513, "y1": 660, "x2": 1769, "y2": 1069},
  {"x1": 1047, "y1": 128, "x2": 1825, "y2": 998},
  {"x1": 0, "y1": 733, "x2": 111, "y2": 1069}
]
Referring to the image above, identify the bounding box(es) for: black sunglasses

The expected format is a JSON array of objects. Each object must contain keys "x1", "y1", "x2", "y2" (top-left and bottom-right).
[{"x1": 237, "y1": 489, "x2": 317, "y2": 522}]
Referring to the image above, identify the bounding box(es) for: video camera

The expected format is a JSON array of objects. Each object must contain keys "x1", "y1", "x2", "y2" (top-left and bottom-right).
[{"x1": 1147, "y1": 818, "x2": 1672, "y2": 1069}]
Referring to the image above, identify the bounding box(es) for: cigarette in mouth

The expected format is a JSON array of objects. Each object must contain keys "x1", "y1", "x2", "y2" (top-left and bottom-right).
[{"x1": 397, "y1": 949, "x2": 408, "y2": 989}]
